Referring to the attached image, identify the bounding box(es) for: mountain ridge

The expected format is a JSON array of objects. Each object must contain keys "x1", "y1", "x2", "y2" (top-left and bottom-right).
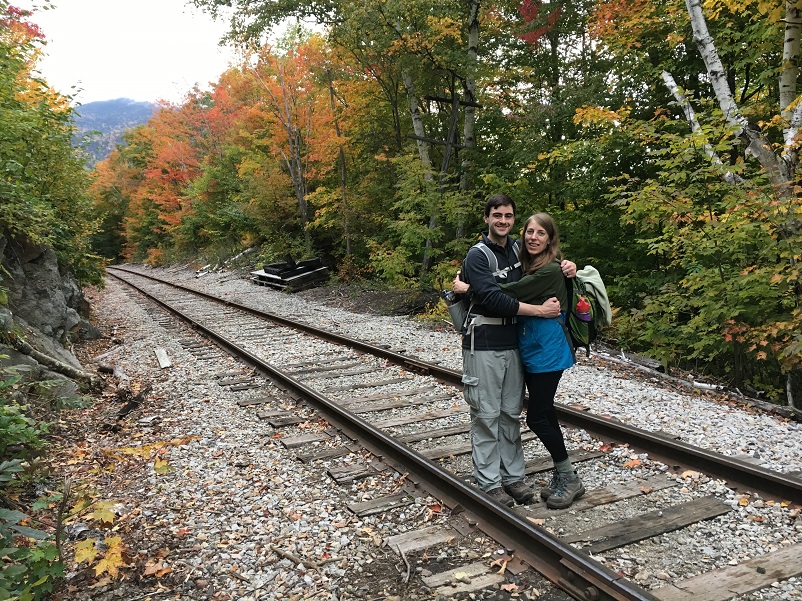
[{"x1": 74, "y1": 98, "x2": 155, "y2": 166}]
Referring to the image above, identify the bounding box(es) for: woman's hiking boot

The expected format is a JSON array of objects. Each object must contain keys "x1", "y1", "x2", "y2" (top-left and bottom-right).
[
  {"x1": 486, "y1": 487, "x2": 515, "y2": 507},
  {"x1": 540, "y1": 471, "x2": 560, "y2": 500},
  {"x1": 546, "y1": 472, "x2": 585, "y2": 509},
  {"x1": 503, "y1": 480, "x2": 535, "y2": 504}
]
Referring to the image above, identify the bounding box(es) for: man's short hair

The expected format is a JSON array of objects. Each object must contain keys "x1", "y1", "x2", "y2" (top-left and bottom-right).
[{"x1": 485, "y1": 193, "x2": 516, "y2": 217}]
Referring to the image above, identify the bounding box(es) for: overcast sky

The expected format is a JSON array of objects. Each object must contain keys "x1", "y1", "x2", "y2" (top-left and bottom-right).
[{"x1": 16, "y1": 0, "x2": 239, "y2": 105}]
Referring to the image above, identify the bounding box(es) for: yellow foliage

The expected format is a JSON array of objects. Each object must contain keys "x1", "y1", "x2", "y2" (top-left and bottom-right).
[
  {"x1": 74, "y1": 539, "x2": 99, "y2": 565},
  {"x1": 153, "y1": 456, "x2": 170, "y2": 474},
  {"x1": 93, "y1": 536, "x2": 128, "y2": 578},
  {"x1": 90, "y1": 501, "x2": 118, "y2": 526},
  {"x1": 574, "y1": 105, "x2": 623, "y2": 127}
]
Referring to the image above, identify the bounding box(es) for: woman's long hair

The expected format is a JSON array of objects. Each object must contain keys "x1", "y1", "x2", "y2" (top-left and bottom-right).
[{"x1": 519, "y1": 213, "x2": 562, "y2": 273}]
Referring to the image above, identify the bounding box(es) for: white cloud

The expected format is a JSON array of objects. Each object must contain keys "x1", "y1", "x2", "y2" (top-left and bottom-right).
[{"x1": 16, "y1": 0, "x2": 238, "y2": 104}]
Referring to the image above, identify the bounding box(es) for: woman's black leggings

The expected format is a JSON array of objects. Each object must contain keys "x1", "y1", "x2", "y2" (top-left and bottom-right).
[{"x1": 524, "y1": 370, "x2": 568, "y2": 463}]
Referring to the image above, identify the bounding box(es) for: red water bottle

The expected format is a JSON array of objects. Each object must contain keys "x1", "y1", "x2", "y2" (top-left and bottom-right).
[{"x1": 576, "y1": 296, "x2": 592, "y2": 322}]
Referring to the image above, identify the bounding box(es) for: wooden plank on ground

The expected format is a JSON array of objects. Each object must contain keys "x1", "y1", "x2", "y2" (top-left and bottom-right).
[
  {"x1": 268, "y1": 416, "x2": 305, "y2": 427},
  {"x1": 654, "y1": 544, "x2": 802, "y2": 601},
  {"x1": 338, "y1": 386, "x2": 437, "y2": 404},
  {"x1": 422, "y1": 561, "x2": 493, "y2": 587},
  {"x1": 279, "y1": 432, "x2": 331, "y2": 448},
  {"x1": 181, "y1": 342, "x2": 207, "y2": 349},
  {"x1": 421, "y1": 432, "x2": 538, "y2": 460},
  {"x1": 349, "y1": 393, "x2": 456, "y2": 414},
  {"x1": 231, "y1": 383, "x2": 261, "y2": 391},
  {"x1": 324, "y1": 377, "x2": 413, "y2": 392},
  {"x1": 237, "y1": 396, "x2": 276, "y2": 406},
  {"x1": 328, "y1": 463, "x2": 374, "y2": 484},
  {"x1": 398, "y1": 423, "x2": 469, "y2": 444},
  {"x1": 561, "y1": 495, "x2": 731, "y2": 553},
  {"x1": 218, "y1": 377, "x2": 253, "y2": 386},
  {"x1": 289, "y1": 362, "x2": 363, "y2": 375},
  {"x1": 347, "y1": 493, "x2": 417, "y2": 517},
  {"x1": 253, "y1": 407, "x2": 293, "y2": 416},
  {"x1": 434, "y1": 573, "x2": 507, "y2": 597},
  {"x1": 524, "y1": 475, "x2": 677, "y2": 519},
  {"x1": 375, "y1": 406, "x2": 465, "y2": 429},
  {"x1": 154, "y1": 348, "x2": 172, "y2": 368},
  {"x1": 385, "y1": 525, "x2": 460, "y2": 555},
  {"x1": 302, "y1": 368, "x2": 376, "y2": 381},
  {"x1": 282, "y1": 354, "x2": 357, "y2": 369},
  {"x1": 296, "y1": 443, "x2": 360, "y2": 463}
]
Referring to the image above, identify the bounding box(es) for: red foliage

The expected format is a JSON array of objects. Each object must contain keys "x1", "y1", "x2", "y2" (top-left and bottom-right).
[
  {"x1": 2, "y1": 5, "x2": 46, "y2": 40},
  {"x1": 517, "y1": 0, "x2": 561, "y2": 46}
]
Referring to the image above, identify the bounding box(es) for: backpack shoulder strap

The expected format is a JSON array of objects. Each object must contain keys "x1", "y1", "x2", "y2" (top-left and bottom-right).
[
  {"x1": 473, "y1": 241, "x2": 520, "y2": 277},
  {"x1": 473, "y1": 242, "x2": 498, "y2": 274}
]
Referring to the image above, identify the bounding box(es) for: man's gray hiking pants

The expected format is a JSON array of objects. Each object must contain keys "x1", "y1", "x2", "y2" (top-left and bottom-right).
[{"x1": 461, "y1": 348, "x2": 526, "y2": 492}]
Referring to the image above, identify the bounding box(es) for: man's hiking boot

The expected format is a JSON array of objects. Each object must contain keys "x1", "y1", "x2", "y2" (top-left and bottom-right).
[
  {"x1": 486, "y1": 487, "x2": 515, "y2": 507},
  {"x1": 504, "y1": 480, "x2": 535, "y2": 504},
  {"x1": 546, "y1": 472, "x2": 585, "y2": 509},
  {"x1": 540, "y1": 471, "x2": 560, "y2": 500}
]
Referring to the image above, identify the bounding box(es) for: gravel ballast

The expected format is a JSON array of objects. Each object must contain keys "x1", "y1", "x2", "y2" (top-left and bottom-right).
[{"x1": 57, "y1": 265, "x2": 801, "y2": 600}]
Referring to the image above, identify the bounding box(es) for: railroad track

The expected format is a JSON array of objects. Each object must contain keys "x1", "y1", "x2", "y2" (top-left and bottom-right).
[{"x1": 105, "y1": 266, "x2": 802, "y2": 601}]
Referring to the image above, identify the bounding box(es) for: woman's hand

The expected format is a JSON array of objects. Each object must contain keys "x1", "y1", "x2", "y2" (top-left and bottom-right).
[{"x1": 560, "y1": 260, "x2": 577, "y2": 278}]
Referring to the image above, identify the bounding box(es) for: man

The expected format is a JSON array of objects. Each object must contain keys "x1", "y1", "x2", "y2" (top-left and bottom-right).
[{"x1": 454, "y1": 194, "x2": 575, "y2": 507}]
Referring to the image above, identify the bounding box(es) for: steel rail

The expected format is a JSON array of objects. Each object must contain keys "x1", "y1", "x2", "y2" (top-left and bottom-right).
[
  {"x1": 108, "y1": 268, "x2": 658, "y2": 601},
  {"x1": 107, "y1": 267, "x2": 802, "y2": 504},
  {"x1": 556, "y1": 407, "x2": 802, "y2": 502}
]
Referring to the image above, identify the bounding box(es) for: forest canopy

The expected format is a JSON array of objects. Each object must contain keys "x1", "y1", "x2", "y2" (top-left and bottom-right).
[{"x1": 15, "y1": 0, "x2": 797, "y2": 405}]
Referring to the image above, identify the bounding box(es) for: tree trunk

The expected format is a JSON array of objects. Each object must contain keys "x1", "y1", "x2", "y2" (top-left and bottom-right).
[
  {"x1": 685, "y1": 0, "x2": 794, "y2": 193},
  {"x1": 402, "y1": 70, "x2": 437, "y2": 274},
  {"x1": 327, "y1": 76, "x2": 351, "y2": 256},
  {"x1": 457, "y1": 0, "x2": 481, "y2": 240}
]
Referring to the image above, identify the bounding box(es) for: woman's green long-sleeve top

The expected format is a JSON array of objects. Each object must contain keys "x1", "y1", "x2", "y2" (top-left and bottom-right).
[{"x1": 499, "y1": 259, "x2": 574, "y2": 373}]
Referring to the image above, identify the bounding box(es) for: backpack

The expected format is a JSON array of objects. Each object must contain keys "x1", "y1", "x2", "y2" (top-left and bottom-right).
[
  {"x1": 563, "y1": 265, "x2": 611, "y2": 357},
  {"x1": 447, "y1": 241, "x2": 521, "y2": 334}
]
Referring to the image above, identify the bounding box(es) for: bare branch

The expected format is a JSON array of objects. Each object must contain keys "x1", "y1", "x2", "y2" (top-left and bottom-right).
[{"x1": 662, "y1": 70, "x2": 741, "y2": 184}]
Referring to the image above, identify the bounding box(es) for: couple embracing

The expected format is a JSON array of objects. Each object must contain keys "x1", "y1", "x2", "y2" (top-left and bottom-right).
[{"x1": 452, "y1": 193, "x2": 584, "y2": 510}]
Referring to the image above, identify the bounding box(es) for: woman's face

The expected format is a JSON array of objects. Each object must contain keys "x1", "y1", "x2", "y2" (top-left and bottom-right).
[{"x1": 524, "y1": 219, "x2": 550, "y2": 257}]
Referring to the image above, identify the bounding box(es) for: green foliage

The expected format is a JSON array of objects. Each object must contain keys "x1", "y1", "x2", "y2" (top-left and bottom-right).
[
  {"x1": 0, "y1": 359, "x2": 62, "y2": 600},
  {"x1": 366, "y1": 241, "x2": 417, "y2": 288},
  {"x1": 0, "y1": 373, "x2": 46, "y2": 460},
  {"x1": 0, "y1": 508, "x2": 62, "y2": 601},
  {"x1": 0, "y1": 6, "x2": 104, "y2": 285},
  {"x1": 613, "y1": 121, "x2": 801, "y2": 392}
]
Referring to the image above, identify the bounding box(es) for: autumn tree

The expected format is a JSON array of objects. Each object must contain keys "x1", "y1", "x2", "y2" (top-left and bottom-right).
[
  {"x1": 0, "y1": 2, "x2": 102, "y2": 284},
  {"x1": 591, "y1": 0, "x2": 802, "y2": 403}
]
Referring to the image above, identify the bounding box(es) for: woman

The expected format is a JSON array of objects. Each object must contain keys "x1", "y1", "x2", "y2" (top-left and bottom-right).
[{"x1": 454, "y1": 212, "x2": 584, "y2": 509}]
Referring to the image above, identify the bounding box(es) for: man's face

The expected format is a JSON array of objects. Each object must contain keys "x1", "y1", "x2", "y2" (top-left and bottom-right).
[{"x1": 484, "y1": 204, "x2": 515, "y2": 243}]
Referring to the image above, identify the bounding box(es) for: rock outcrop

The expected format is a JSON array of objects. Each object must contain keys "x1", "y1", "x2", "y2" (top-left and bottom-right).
[{"x1": 0, "y1": 235, "x2": 100, "y2": 397}]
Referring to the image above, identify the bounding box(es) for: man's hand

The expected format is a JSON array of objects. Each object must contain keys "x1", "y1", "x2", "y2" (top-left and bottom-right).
[
  {"x1": 518, "y1": 297, "x2": 561, "y2": 318},
  {"x1": 452, "y1": 271, "x2": 470, "y2": 294},
  {"x1": 561, "y1": 260, "x2": 576, "y2": 278}
]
